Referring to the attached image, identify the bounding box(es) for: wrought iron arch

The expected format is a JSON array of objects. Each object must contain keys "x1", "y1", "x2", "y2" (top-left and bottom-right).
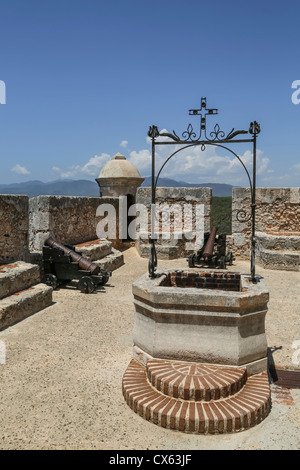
[{"x1": 147, "y1": 98, "x2": 261, "y2": 282}]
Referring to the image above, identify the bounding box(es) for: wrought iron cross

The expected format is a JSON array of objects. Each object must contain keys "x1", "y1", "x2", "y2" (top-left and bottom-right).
[{"x1": 189, "y1": 97, "x2": 218, "y2": 135}]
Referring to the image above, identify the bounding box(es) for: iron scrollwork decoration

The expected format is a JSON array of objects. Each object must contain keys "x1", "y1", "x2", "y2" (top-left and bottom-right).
[{"x1": 147, "y1": 98, "x2": 261, "y2": 283}]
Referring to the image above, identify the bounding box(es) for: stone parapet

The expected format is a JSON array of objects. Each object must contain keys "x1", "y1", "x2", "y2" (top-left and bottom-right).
[
  {"x1": 232, "y1": 187, "x2": 300, "y2": 259},
  {"x1": 29, "y1": 195, "x2": 117, "y2": 251},
  {"x1": 0, "y1": 195, "x2": 29, "y2": 264},
  {"x1": 136, "y1": 187, "x2": 212, "y2": 259}
]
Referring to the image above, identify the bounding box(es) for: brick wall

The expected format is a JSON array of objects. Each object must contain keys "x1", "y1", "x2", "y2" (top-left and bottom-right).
[{"x1": 159, "y1": 270, "x2": 241, "y2": 291}]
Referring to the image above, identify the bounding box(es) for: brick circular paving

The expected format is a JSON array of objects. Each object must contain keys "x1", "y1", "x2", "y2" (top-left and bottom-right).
[{"x1": 122, "y1": 359, "x2": 271, "y2": 434}]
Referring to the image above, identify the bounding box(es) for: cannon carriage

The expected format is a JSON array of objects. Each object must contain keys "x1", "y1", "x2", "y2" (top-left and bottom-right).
[
  {"x1": 187, "y1": 226, "x2": 234, "y2": 269},
  {"x1": 42, "y1": 237, "x2": 111, "y2": 293}
]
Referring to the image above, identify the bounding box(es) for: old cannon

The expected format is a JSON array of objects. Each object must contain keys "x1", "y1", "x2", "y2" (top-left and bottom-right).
[
  {"x1": 187, "y1": 226, "x2": 234, "y2": 269},
  {"x1": 42, "y1": 236, "x2": 111, "y2": 293}
]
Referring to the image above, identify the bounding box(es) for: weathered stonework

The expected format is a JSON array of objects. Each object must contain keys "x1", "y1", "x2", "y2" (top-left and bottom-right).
[
  {"x1": 256, "y1": 231, "x2": 300, "y2": 271},
  {"x1": 0, "y1": 195, "x2": 29, "y2": 264},
  {"x1": 0, "y1": 261, "x2": 40, "y2": 299},
  {"x1": 29, "y1": 195, "x2": 109, "y2": 251},
  {"x1": 0, "y1": 282, "x2": 52, "y2": 331},
  {"x1": 232, "y1": 187, "x2": 300, "y2": 259},
  {"x1": 95, "y1": 153, "x2": 144, "y2": 198},
  {"x1": 136, "y1": 187, "x2": 212, "y2": 259}
]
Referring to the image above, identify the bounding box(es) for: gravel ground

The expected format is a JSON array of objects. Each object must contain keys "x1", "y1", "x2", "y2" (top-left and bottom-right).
[{"x1": 0, "y1": 247, "x2": 299, "y2": 450}]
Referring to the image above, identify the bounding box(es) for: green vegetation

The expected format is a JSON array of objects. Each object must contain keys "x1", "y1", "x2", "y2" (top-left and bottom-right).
[{"x1": 211, "y1": 196, "x2": 232, "y2": 235}]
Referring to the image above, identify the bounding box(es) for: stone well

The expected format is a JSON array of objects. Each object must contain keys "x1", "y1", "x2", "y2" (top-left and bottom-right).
[
  {"x1": 123, "y1": 268, "x2": 271, "y2": 434},
  {"x1": 132, "y1": 269, "x2": 269, "y2": 376}
]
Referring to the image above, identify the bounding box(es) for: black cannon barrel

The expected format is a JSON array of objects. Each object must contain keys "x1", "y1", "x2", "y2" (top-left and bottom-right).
[
  {"x1": 45, "y1": 236, "x2": 100, "y2": 275},
  {"x1": 202, "y1": 227, "x2": 218, "y2": 262}
]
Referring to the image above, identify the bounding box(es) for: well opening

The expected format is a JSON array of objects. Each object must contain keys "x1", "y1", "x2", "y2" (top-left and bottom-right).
[{"x1": 159, "y1": 270, "x2": 241, "y2": 292}]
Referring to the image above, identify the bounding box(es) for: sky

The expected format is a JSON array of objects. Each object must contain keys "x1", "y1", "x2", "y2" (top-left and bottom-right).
[{"x1": 0, "y1": 0, "x2": 299, "y2": 187}]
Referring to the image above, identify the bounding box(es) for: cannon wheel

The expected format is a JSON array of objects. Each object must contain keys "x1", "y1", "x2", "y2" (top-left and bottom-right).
[
  {"x1": 78, "y1": 276, "x2": 95, "y2": 294},
  {"x1": 187, "y1": 253, "x2": 196, "y2": 268},
  {"x1": 98, "y1": 271, "x2": 110, "y2": 286},
  {"x1": 226, "y1": 252, "x2": 234, "y2": 266},
  {"x1": 43, "y1": 273, "x2": 59, "y2": 290},
  {"x1": 216, "y1": 255, "x2": 226, "y2": 269}
]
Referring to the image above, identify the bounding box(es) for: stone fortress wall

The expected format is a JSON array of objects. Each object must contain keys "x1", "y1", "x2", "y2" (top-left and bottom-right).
[
  {"x1": 135, "y1": 187, "x2": 212, "y2": 259},
  {"x1": 231, "y1": 187, "x2": 300, "y2": 271},
  {"x1": 0, "y1": 185, "x2": 299, "y2": 330},
  {"x1": 0, "y1": 195, "x2": 29, "y2": 265},
  {"x1": 0, "y1": 193, "x2": 124, "y2": 330},
  {"x1": 0, "y1": 186, "x2": 299, "y2": 270},
  {"x1": 29, "y1": 195, "x2": 110, "y2": 252}
]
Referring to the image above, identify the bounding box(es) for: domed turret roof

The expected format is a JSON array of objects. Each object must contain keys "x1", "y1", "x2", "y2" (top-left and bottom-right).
[{"x1": 98, "y1": 153, "x2": 143, "y2": 180}]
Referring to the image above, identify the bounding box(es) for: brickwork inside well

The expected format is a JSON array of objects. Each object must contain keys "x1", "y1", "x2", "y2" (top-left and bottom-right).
[{"x1": 159, "y1": 270, "x2": 241, "y2": 291}]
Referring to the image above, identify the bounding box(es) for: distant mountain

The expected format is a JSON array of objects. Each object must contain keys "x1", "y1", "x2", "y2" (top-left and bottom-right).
[
  {"x1": 0, "y1": 178, "x2": 234, "y2": 197},
  {"x1": 142, "y1": 177, "x2": 234, "y2": 197},
  {"x1": 0, "y1": 179, "x2": 99, "y2": 198}
]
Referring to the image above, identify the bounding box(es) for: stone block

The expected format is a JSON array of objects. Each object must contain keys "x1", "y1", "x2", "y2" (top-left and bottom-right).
[
  {"x1": 74, "y1": 239, "x2": 113, "y2": 261},
  {"x1": 0, "y1": 195, "x2": 29, "y2": 263},
  {"x1": 0, "y1": 283, "x2": 53, "y2": 330},
  {"x1": 29, "y1": 195, "x2": 104, "y2": 251},
  {"x1": 0, "y1": 261, "x2": 40, "y2": 299}
]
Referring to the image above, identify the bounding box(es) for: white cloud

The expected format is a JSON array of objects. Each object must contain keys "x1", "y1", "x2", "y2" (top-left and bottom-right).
[
  {"x1": 120, "y1": 140, "x2": 128, "y2": 148},
  {"x1": 53, "y1": 131, "x2": 272, "y2": 186},
  {"x1": 56, "y1": 153, "x2": 111, "y2": 179},
  {"x1": 11, "y1": 164, "x2": 30, "y2": 175},
  {"x1": 292, "y1": 163, "x2": 300, "y2": 176},
  {"x1": 129, "y1": 149, "x2": 152, "y2": 174},
  {"x1": 81, "y1": 153, "x2": 111, "y2": 176},
  {"x1": 126, "y1": 132, "x2": 271, "y2": 185},
  {"x1": 59, "y1": 165, "x2": 82, "y2": 179},
  {"x1": 262, "y1": 173, "x2": 291, "y2": 184},
  {"x1": 52, "y1": 166, "x2": 60, "y2": 172}
]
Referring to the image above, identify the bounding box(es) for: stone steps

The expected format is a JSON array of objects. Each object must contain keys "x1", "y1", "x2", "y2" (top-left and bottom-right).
[
  {"x1": 256, "y1": 231, "x2": 300, "y2": 251},
  {"x1": 122, "y1": 359, "x2": 271, "y2": 434},
  {"x1": 0, "y1": 261, "x2": 53, "y2": 330},
  {"x1": 137, "y1": 242, "x2": 179, "y2": 260},
  {"x1": 94, "y1": 248, "x2": 124, "y2": 272},
  {"x1": 257, "y1": 247, "x2": 300, "y2": 271},
  {"x1": 74, "y1": 239, "x2": 113, "y2": 261},
  {"x1": 0, "y1": 281, "x2": 52, "y2": 331},
  {"x1": 0, "y1": 261, "x2": 41, "y2": 299},
  {"x1": 256, "y1": 232, "x2": 300, "y2": 271},
  {"x1": 74, "y1": 239, "x2": 124, "y2": 272}
]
